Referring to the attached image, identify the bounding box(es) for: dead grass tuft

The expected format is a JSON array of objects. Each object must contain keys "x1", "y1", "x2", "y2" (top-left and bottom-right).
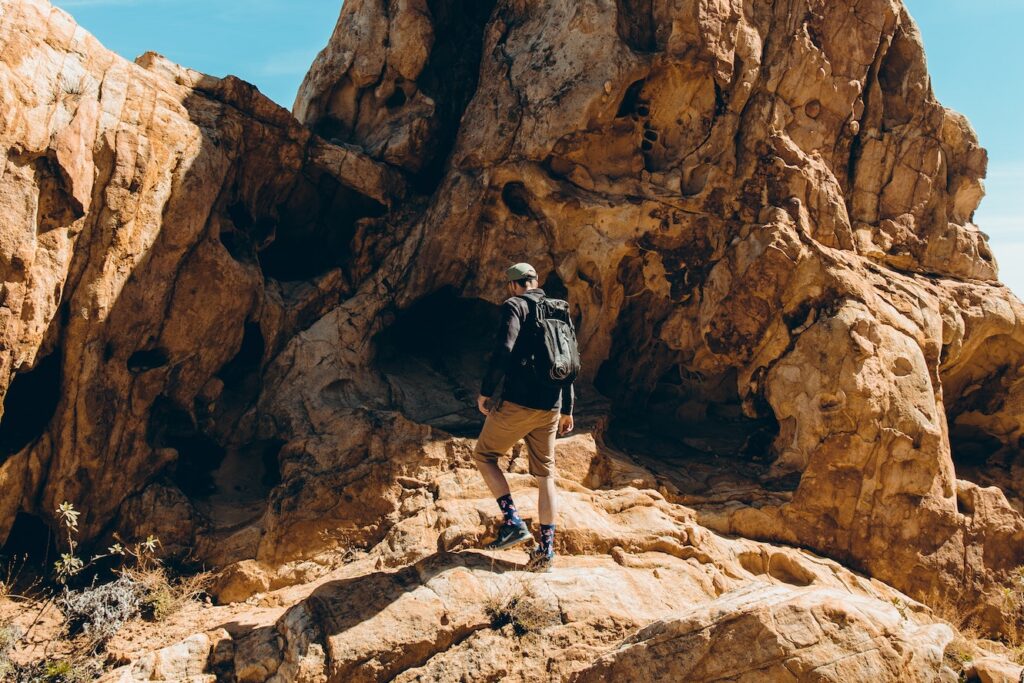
[
  {"x1": 121, "y1": 566, "x2": 211, "y2": 622},
  {"x1": 483, "y1": 578, "x2": 558, "y2": 637}
]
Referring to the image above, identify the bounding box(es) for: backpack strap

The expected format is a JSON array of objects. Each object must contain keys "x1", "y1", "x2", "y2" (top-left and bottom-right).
[{"x1": 517, "y1": 291, "x2": 546, "y2": 324}]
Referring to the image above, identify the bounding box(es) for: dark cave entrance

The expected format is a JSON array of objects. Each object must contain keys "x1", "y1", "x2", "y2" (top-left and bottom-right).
[
  {"x1": 944, "y1": 361, "x2": 1024, "y2": 516},
  {"x1": 599, "y1": 364, "x2": 788, "y2": 502},
  {"x1": 144, "y1": 319, "x2": 282, "y2": 542},
  {"x1": 256, "y1": 170, "x2": 386, "y2": 282},
  {"x1": 0, "y1": 351, "x2": 61, "y2": 464},
  {"x1": 376, "y1": 287, "x2": 501, "y2": 436},
  {"x1": 0, "y1": 511, "x2": 59, "y2": 578},
  {"x1": 594, "y1": 283, "x2": 786, "y2": 502}
]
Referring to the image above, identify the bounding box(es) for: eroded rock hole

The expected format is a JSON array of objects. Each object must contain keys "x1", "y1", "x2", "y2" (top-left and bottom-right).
[
  {"x1": 877, "y1": 27, "x2": 920, "y2": 129},
  {"x1": 616, "y1": 80, "x2": 646, "y2": 118},
  {"x1": 615, "y1": 0, "x2": 657, "y2": 52},
  {"x1": 220, "y1": 201, "x2": 269, "y2": 264},
  {"x1": 206, "y1": 440, "x2": 284, "y2": 509},
  {"x1": 127, "y1": 348, "x2": 169, "y2": 373},
  {"x1": 258, "y1": 171, "x2": 385, "y2": 282},
  {"x1": 501, "y1": 182, "x2": 533, "y2": 217},
  {"x1": 218, "y1": 322, "x2": 264, "y2": 392},
  {"x1": 0, "y1": 351, "x2": 61, "y2": 461},
  {"x1": 376, "y1": 287, "x2": 500, "y2": 435},
  {"x1": 944, "y1": 354, "x2": 1024, "y2": 514},
  {"x1": 1, "y1": 511, "x2": 57, "y2": 568},
  {"x1": 148, "y1": 397, "x2": 226, "y2": 499},
  {"x1": 604, "y1": 365, "x2": 784, "y2": 500},
  {"x1": 541, "y1": 270, "x2": 569, "y2": 300},
  {"x1": 385, "y1": 87, "x2": 408, "y2": 109},
  {"x1": 34, "y1": 155, "x2": 81, "y2": 231}
]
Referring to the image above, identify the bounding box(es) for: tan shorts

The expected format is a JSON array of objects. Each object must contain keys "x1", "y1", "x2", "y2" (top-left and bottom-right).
[{"x1": 472, "y1": 400, "x2": 560, "y2": 477}]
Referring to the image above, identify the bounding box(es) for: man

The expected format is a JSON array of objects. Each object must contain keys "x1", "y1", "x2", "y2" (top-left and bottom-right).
[{"x1": 472, "y1": 262, "x2": 575, "y2": 573}]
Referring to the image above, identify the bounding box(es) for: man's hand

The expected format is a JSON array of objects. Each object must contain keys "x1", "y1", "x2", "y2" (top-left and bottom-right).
[
  {"x1": 477, "y1": 395, "x2": 491, "y2": 416},
  {"x1": 558, "y1": 414, "x2": 574, "y2": 435}
]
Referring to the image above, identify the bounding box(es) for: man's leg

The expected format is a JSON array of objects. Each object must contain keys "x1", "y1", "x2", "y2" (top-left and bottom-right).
[
  {"x1": 475, "y1": 460, "x2": 511, "y2": 500},
  {"x1": 537, "y1": 475, "x2": 556, "y2": 525},
  {"x1": 472, "y1": 402, "x2": 534, "y2": 549},
  {"x1": 524, "y1": 411, "x2": 559, "y2": 567}
]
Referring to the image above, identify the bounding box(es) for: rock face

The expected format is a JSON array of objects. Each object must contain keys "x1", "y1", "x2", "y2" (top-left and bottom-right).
[
  {"x1": 2, "y1": 0, "x2": 1024, "y2": 677},
  {"x1": 573, "y1": 583, "x2": 953, "y2": 682}
]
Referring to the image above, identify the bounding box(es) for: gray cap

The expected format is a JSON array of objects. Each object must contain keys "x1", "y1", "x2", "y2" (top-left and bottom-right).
[{"x1": 505, "y1": 262, "x2": 538, "y2": 281}]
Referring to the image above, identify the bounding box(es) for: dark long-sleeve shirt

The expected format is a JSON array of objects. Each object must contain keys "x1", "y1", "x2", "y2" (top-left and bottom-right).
[{"x1": 480, "y1": 288, "x2": 575, "y2": 415}]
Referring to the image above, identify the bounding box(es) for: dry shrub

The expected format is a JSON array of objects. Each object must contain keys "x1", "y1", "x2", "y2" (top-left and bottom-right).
[
  {"x1": 121, "y1": 566, "x2": 211, "y2": 622},
  {"x1": 483, "y1": 579, "x2": 558, "y2": 637},
  {"x1": 933, "y1": 572, "x2": 1024, "y2": 675},
  {"x1": 58, "y1": 575, "x2": 140, "y2": 645},
  {"x1": 1, "y1": 621, "x2": 20, "y2": 680}
]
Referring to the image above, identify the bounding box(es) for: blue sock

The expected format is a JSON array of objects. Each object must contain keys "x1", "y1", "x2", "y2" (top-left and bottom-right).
[
  {"x1": 539, "y1": 524, "x2": 555, "y2": 555},
  {"x1": 496, "y1": 494, "x2": 523, "y2": 527}
]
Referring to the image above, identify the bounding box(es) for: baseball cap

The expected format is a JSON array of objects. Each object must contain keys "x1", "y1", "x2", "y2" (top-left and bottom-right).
[{"x1": 505, "y1": 262, "x2": 538, "y2": 281}]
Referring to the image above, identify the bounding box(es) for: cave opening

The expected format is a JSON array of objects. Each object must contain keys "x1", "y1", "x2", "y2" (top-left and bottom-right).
[
  {"x1": 258, "y1": 170, "x2": 385, "y2": 282},
  {"x1": 148, "y1": 397, "x2": 226, "y2": 499},
  {"x1": 944, "y1": 360, "x2": 1024, "y2": 515},
  {"x1": 376, "y1": 287, "x2": 502, "y2": 436},
  {"x1": 0, "y1": 351, "x2": 61, "y2": 463},
  {"x1": 146, "y1": 400, "x2": 285, "y2": 553},
  {"x1": 218, "y1": 322, "x2": 264, "y2": 394},
  {"x1": 1, "y1": 511, "x2": 58, "y2": 571},
  {"x1": 191, "y1": 439, "x2": 285, "y2": 535},
  {"x1": 594, "y1": 283, "x2": 785, "y2": 502},
  {"x1": 599, "y1": 361, "x2": 785, "y2": 501}
]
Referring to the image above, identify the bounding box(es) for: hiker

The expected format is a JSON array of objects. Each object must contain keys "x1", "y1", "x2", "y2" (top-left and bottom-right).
[{"x1": 473, "y1": 262, "x2": 580, "y2": 572}]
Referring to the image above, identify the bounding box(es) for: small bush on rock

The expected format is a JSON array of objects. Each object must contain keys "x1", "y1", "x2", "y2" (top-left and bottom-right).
[
  {"x1": 1, "y1": 622, "x2": 21, "y2": 679},
  {"x1": 122, "y1": 565, "x2": 211, "y2": 622},
  {"x1": 58, "y1": 575, "x2": 141, "y2": 643},
  {"x1": 483, "y1": 580, "x2": 556, "y2": 637}
]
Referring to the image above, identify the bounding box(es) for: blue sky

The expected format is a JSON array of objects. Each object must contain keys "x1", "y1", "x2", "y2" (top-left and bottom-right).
[{"x1": 52, "y1": 0, "x2": 1022, "y2": 297}]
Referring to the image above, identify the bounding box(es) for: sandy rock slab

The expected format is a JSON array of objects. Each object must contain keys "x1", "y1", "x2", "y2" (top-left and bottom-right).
[{"x1": 572, "y1": 583, "x2": 955, "y2": 683}]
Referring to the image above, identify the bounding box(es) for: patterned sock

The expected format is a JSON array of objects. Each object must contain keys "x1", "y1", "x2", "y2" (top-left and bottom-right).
[
  {"x1": 496, "y1": 494, "x2": 523, "y2": 527},
  {"x1": 539, "y1": 524, "x2": 556, "y2": 555}
]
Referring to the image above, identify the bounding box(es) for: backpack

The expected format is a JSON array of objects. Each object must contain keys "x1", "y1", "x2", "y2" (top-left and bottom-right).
[{"x1": 517, "y1": 292, "x2": 581, "y2": 387}]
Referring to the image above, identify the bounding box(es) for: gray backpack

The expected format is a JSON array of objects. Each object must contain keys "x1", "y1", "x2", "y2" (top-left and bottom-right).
[{"x1": 518, "y1": 292, "x2": 581, "y2": 387}]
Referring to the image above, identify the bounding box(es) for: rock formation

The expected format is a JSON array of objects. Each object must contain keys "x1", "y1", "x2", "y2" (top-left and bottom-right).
[{"x1": 2, "y1": 0, "x2": 1024, "y2": 678}]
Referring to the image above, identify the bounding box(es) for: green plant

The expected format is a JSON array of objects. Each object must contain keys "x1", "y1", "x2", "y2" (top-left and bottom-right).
[
  {"x1": 8, "y1": 656, "x2": 100, "y2": 683},
  {"x1": 13, "y1": 502, "x2": 164, "y2": 657}
]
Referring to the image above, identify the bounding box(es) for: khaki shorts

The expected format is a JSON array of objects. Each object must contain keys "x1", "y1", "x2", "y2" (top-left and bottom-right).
[{"x1": 472, "y1": 400, "x2": 560, "y2": 477}]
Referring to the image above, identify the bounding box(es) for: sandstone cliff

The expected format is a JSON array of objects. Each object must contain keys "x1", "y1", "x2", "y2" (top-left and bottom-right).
[{"x1": 1, "y1": 0, "x2": 1023, "y2": 679}]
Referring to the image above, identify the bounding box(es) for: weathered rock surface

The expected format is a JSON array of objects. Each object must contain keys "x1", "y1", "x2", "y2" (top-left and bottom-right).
[
  {"x1": 2, "y1": 0, "x2": 1024, "y2": 678},
  {"x1": 573, "y1": 583, "x2": 954, "y2": 682}
]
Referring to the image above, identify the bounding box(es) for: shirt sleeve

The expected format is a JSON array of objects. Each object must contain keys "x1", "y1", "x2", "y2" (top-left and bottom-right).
[
  {"x1": 480, "y1": 299, "x2": 523, "y2": 397},
  {"x1": 560, "y1": 382, "x2": 575, "y2": 415}
]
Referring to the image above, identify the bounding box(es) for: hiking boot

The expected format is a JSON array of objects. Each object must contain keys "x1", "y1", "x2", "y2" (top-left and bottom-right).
[
  {"x1": 526, "y1": 546, "x2": 554, "y2": 573},
  {"x1": 484, "y1": 521, "x2": 533, "y2": 550}
]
